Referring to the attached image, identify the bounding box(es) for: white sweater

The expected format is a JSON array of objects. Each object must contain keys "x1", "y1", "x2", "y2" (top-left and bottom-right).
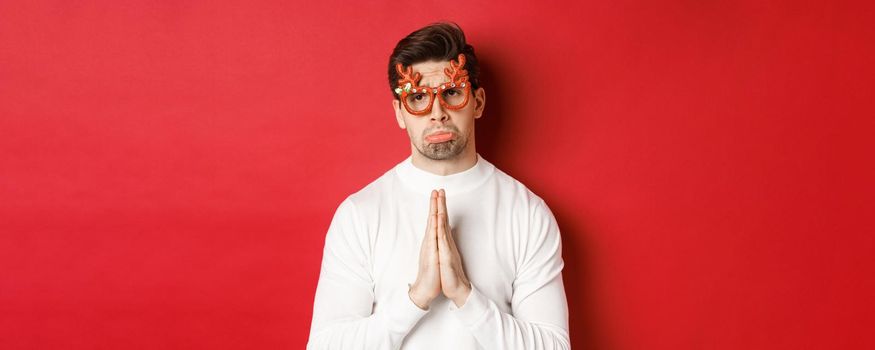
[{"x1": 307, "y1": 154, "x2": 570, "y2": 349}]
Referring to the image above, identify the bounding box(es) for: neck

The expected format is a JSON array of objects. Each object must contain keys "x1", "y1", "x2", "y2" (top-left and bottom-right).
[{"x1": 410, "y1": 143, "x2": 478, "y2": 176}]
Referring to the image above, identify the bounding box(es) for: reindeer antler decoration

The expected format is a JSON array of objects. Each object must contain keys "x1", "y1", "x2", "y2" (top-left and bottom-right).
[
  {"x1": 394, "y1": 64, "x2": 421, "y2": 95},
  {"x1": 443, "y1": 54, "x2": 469, "y2": 84}
]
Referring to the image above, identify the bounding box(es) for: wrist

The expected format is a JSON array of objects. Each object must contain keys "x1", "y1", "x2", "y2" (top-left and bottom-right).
[
  {"x1": 450, "y1": 284, "x2": 472, "y2": 308},
  {"x1": 408, "y1": 285, "x2": 432, "y2": 310}
]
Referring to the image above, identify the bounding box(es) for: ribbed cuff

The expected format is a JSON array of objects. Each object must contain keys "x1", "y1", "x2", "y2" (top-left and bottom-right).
[
  {"x1": 448, "y1": 284, "x2": 490, "y2": 328},
  {"x1": 381, "y1": 282, "x2": 430, "y2": 334}
]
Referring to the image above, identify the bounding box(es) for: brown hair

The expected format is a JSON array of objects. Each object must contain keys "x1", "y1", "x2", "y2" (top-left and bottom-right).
[{"x1": 387, "y1": 22, "x2": 481, "y2": 100}]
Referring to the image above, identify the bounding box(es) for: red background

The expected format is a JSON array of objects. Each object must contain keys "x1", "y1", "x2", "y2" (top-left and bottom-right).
[{"x1": 2, "y1": 1, "x2": 873, "y2": 349}]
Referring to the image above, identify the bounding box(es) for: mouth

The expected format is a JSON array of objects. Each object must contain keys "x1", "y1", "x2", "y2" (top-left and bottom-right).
[{"x1": 425, "y1": 131, "x2": 456, "y2": 144}]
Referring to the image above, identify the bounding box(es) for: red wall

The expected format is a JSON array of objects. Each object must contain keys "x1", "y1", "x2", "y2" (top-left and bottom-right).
[{"x1": 2, "y1": 1, "x2": 873, "y2": 349}]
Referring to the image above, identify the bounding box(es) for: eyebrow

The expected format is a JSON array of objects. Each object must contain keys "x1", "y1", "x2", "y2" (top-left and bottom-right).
[{"x1": 417, "y1": 78, "x2": 450, "y2": 87}]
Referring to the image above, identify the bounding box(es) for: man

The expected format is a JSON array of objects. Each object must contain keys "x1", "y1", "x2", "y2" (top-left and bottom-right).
[{"x1": 307, "y1": 22, "x2": 570, "y2": 349}]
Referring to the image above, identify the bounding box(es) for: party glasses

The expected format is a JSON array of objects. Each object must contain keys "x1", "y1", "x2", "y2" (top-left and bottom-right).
[{"x1": 394, "y1": 53, "x2": 472, "y2": 116}]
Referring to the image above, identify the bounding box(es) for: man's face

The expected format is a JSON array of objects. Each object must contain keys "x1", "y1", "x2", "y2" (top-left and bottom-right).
[{"x1": 392, "y1": 60, "x2": 486, "y2": 161}]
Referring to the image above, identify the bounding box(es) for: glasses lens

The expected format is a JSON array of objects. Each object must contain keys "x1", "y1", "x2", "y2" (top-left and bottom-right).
[
  {"x1": 404, "y1": 92, "x2": 433, "y2": 113},
  {"x1": 441, "y1": 87, "x2": 467, "y2": 107}
]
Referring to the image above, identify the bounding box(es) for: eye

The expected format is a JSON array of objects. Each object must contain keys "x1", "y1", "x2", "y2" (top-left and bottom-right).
[
  {"x1": 412, "y1": 93, "x2": 426, "y2": 101},
  {"x1": 442, "y1": 88, "x2": 464, "y2": 98}
]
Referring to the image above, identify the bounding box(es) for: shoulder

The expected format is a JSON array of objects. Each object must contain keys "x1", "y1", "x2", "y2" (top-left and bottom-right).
[
  {"x1": 489, "y1": 164, "x2": 550, "y2": 212},
  {"x1": 333, "y1": 159, "x2": 405, "y2": 222},
  {"x1": 346, "y1": 163, "x2": 399, "y2": 206},
  {"x1": 486, "y1": 163, "x2": 560, "y2": 243},
  {"x1": 324, "y1": 165, "x2": 399, "y2": 244}
]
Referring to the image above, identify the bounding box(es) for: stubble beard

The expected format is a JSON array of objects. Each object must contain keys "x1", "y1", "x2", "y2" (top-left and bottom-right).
[{"x1": 415, "y1": 130, "x2": 468, "y2": 161}]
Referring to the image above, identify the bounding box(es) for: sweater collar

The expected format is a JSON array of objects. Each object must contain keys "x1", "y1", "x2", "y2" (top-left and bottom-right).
[{"x1": 395, "y1": 153, "x2": 496, "y2": 196}]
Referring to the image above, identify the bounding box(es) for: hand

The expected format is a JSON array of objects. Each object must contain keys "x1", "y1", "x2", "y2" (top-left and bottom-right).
[
  {"x1": 408, "y1": 190, "x2": 442, "y2": 310},
  {"x1": 436, "y1": 189, "x2": 472, "y2": 307}
]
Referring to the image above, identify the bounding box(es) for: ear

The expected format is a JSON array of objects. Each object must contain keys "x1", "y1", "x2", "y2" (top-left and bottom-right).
[
  {"x1": 473, "y1": 87, "x2": 486, "y2": 119},
  {"x1": 392, "y1": 99, "x2": 407, "y2": 129}
]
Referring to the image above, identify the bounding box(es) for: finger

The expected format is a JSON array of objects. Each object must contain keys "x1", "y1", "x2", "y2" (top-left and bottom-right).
[
  {"x1": 438, "y1": 190, "x2": 448, "y2": 240},
  {"x1": 438, "y1": 189, "x2": 451, "y2": 237},
  {"x1": 424, "y1": 190, "x2": 438, "y2": 245},
  {"x1": 438, "y1": 189, "x2": 457, "y2": 247},
  {"x1": 428, "y1": 190, "x2": 436, "y2": 226},
  {"x1": 437, "y1": 189, "x2": 447, "y2": 216},
  {"x1": 437, "y1": 209, "x2": 450, "y2": 252},
  {"x1": 422, "y1": 191, "x2": 438, "y2": 251},
  {"x1": 430, "y1": 192, "x2": 440, "y2": 244},
  {"x1": 434, "y1": 212, "x2": 441, "y2": 241}
]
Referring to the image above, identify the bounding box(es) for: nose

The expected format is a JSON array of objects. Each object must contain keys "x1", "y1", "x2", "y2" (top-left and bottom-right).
[{"x1": 429, "y1": 95, "x2": 449, "y2": 122}]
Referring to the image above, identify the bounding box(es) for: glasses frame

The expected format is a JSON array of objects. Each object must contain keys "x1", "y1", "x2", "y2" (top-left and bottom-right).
[
  {"x1": 394, "y1": 53, "x2": 472, "y2": 116},
  {"x1": 398, "y1": 82, "x2": 471, "y2": 116}
]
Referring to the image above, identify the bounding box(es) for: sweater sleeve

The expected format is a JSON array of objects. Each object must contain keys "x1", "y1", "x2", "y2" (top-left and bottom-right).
[
  {"x1": 448, "y1": 198, "x2": 571, "y2": 349},
  {"x1": 307, "y1": 198, "x2": 429, "y2": 350}
]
